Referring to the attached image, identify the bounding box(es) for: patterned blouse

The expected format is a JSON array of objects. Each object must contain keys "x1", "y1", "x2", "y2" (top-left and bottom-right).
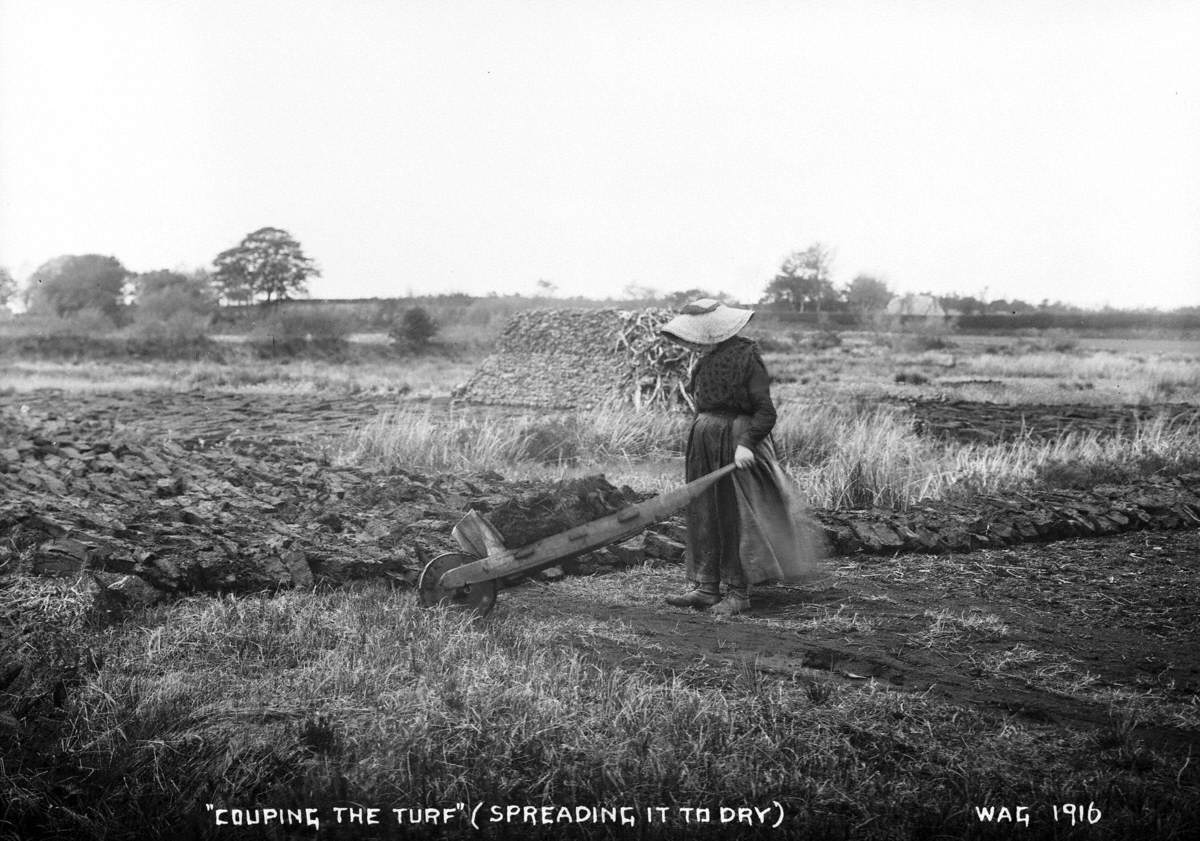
[{"x1": 686, "y1": 336, "x2": 777, "y2": 448}]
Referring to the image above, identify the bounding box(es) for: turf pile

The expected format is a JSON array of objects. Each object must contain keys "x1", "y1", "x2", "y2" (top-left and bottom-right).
[{"x1": 457, "y1": 308, "x2": 694, "y2": 409}]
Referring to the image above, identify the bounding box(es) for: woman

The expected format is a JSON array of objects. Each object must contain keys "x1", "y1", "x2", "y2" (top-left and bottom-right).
[{"x1": 659, "y1": 298, "x2": 826, "y2": 615}]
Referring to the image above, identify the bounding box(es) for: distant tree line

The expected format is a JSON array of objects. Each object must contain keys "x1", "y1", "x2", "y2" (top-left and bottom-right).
[
  {"x1": 626, "y1": 243, "x2": 959, "y2": 317},
  {"x1": 6, "y1": 228, "x2": 320, "y2": 332},
  {"x1": 2, "y1": 232, "x2": 1193, "y2": 335},
  {"x1": 754, "y1": 241, "x2": 1104, "y2": 317},
  {"x1": 3, "y1": 228, "x2": 448, "y2": 352}
]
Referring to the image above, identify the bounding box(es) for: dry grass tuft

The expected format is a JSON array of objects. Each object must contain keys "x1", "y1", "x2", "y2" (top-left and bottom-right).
[
  {"x1": 914, "y1": 609, "x2": 1010, "y2": 648},
  {"x1": 783, "y1": 404, "x2": 1200, "y2": 509},
  {"x1": 775, "y1": 403, "x2": 946, "y2": 508},
  {"x1": 331, "y1": 402, "x2": 688, "y2": 475},
  {"x1": 3, "y1": 582, "x2": 1195, "y2": 838},
  {"x1": 329, "y1": 398, "x2": 1200, "y2": 510}
]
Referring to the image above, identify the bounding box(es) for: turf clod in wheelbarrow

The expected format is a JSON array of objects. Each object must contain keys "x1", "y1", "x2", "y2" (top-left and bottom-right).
[{"x1": 417, "y1": 463, "x2": 736, "y2": 616}]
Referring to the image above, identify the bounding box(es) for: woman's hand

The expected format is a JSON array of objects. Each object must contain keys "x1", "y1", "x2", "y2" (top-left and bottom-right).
[{"x1": 734, "y1": 445, "x2": 756, "y2": 469}]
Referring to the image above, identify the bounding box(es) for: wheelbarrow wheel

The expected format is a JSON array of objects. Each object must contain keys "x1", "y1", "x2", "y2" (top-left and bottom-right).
[{"x1": 417, "y1": 552, "x2": 498, "y2": 617}]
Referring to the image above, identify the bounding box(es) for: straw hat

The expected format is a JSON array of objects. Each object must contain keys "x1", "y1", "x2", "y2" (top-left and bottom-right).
[{"x1": 659, "y1": 298, "x2": 754, "y2": 346}]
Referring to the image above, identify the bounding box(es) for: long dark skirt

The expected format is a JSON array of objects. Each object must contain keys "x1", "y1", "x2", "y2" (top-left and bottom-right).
[{"x1": 684, "y1": 412, "x2": 827, "y2": 588}]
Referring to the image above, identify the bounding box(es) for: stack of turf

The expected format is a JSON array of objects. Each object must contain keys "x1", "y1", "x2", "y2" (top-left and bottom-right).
[
  {"x1": 458, "y1": 308, "x2": 694, "y2": 409},
  {"x1": 0, "y1": 401, "x2": 650, "y2": 609}
]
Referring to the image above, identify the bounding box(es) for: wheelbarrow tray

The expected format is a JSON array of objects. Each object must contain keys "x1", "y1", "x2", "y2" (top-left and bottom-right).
[{"x1": 418, "y1": 464, "x2": 736, "y2": 612}]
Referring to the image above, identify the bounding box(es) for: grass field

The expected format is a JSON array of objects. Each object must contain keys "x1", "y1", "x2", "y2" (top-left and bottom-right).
[
  {"x1": 5, "y1": 333, "x2": 1198, "y2": 507},
  {"x1": 7, "y1": 543, "x2": 1199, "y2": 839},
  {"x1": 3, "y1": 329, "x2": 1199, "y2": 840},
  {"x1": 0, "y1": 355, "x2": 477, "y2": 397}
]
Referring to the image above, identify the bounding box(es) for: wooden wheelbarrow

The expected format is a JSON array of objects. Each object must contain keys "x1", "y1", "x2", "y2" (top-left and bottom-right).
[{"x1": 417, "y1": 463, "x2": 736, "y2": 616}]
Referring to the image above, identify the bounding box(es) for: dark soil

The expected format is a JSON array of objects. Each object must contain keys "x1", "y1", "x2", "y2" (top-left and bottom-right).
[
  {"x1": 507, "y1": 528, "x2": 1200, "y2": 751},
  {"x1": 892, "y1": 397, "x2": 1199, "y2": 444}
]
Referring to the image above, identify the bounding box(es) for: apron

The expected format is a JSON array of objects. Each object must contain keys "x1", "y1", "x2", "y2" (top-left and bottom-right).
[{"x1": 685, "y1": 411, "x2": 828, "y2": 586}]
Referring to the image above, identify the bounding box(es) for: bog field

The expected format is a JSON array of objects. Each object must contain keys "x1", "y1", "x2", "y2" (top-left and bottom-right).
[{"x1": 2, "y1": 325, "x2": 1200, "y2": 840}]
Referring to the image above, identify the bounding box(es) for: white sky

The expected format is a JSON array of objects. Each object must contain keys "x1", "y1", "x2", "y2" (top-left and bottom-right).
[{"x1": 2, "y1": 0, "x2": 1198, "y2": 308}]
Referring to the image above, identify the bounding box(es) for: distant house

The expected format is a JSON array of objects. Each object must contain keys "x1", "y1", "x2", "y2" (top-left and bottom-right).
[{"x1": 886, "y1": 294, "x2": 946, "y2": 317}]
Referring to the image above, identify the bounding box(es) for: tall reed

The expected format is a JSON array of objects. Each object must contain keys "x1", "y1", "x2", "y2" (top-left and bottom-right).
[
  {"x1": 333, "y1": 401, "x2": 1199, "y2": 510},
  {"x1": 333, "y1": 402, "x2": 689, "y2": 474}
]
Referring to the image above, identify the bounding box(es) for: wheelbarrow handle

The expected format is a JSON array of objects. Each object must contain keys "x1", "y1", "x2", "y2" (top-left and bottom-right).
[{"x1": 438, "y1": 462, "x2": 739, "y2": 590}]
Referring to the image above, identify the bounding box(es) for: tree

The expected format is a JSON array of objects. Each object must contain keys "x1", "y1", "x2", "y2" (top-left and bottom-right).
[
  {"x1": 938, "y1": 294, "x2": 985, "y2": 316},
  {"x1": 845, "y1": 274, "x2": 892, "y2": 314},
  {"x1": 26, "y1": 254, "x2": 131, "y2": 320},
  {"x1": 987, "y1": 298, "x2": 1036, "y2": 315},
  {"x1": 0, "y1": 267, "x2": 14, "y2": 308},
  {"x1": 211, "y1": 257, "x2": 255, "y2": 306},
  {"x1": 761, "y1": 243, "x2": 836, "y2": 312},
  {"x1": 129, "y1": 269, "x2": 217, "y2": 339},
  {"x1": 213, "y1": 227, "x2": 319, "y2": 304},
  {"x1": 135, "y1": 269, "x2": 216, "y2": 308},
  {"x1": 389, "y1": 306, "x2": 439, "y2": 353},
  {"x1": 134, "y1": 269, "x2": 217, "y2": 321}
]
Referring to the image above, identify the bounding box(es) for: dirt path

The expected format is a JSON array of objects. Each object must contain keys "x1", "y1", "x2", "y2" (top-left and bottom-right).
[{"x1": 505, "y1": 529, "x2": 1200, "y2": 750}]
